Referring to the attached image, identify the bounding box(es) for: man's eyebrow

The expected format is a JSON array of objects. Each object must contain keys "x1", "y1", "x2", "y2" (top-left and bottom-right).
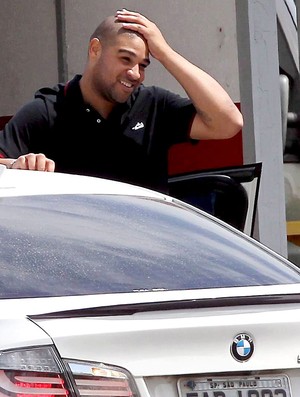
[{"x1": 118, "y1": 49, "x2": 150, "y2": 65}]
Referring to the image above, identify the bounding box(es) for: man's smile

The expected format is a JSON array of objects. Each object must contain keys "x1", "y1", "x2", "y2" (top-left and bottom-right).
[{"x1": 120, "y1": 80, "x2": 134, "y2": 88}]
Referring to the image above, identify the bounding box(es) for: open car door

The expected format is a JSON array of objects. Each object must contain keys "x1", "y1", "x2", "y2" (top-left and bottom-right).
[{"x1": 168, "y1": 163, "x2": 262, "y2": 237}]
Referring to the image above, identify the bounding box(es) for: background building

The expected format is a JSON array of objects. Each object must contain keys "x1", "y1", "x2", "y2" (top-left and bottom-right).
[{"x1": 1, "y1": 0, "x2": 299, "y2": 258}]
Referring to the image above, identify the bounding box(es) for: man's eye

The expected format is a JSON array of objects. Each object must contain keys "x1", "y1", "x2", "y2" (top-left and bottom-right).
[{"x1": 122, "y1": 57, "x2": 131, "y2": 63}]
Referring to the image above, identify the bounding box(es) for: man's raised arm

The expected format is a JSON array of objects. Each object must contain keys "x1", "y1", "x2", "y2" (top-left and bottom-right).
[{"x1": 116, "y1": 8, "x2": 243, "y2": 140}]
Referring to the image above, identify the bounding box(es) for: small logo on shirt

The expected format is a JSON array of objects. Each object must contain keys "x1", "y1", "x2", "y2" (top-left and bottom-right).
[{"x1": 132, "y1": 122, "x2": 144, "y2": 131}]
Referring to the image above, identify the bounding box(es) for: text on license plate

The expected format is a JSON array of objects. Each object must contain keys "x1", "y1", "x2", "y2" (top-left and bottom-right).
[{"x1": 178, "y1": 375, "x2": 290, "y2": 397}]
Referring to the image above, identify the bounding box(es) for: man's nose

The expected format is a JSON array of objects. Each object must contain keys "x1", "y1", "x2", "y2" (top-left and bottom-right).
[{"x1": 127, "y1": 64, "x2": 140, "y2": 80}]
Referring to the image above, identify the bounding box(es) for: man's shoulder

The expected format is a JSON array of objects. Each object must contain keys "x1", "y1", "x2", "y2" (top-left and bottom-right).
[
  {"x1": 131, "y1": 85, "x2": 191, "y2": 110},
  {"x1": 34, "y1": 82, "x2": 64, "y2": 103},
  {"x1": 131, "y1": 85, "x2": 177, "y2": 104},
  {"x1": 135, "y1": 84, "x2": 170, "y2": 96},
  {"x1": 33, "y1": 75, "x2": 81, "y2": 104}
]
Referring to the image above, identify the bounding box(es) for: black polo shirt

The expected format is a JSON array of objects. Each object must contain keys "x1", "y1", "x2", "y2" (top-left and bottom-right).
[{"x1": 0, "y1": 75, "x2": 197, "y2": 192}]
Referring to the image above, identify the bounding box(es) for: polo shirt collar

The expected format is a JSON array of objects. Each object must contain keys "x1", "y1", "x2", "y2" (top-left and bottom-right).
[{"x1": 65, "y1": 74, "x2": 134, "y2": 125}]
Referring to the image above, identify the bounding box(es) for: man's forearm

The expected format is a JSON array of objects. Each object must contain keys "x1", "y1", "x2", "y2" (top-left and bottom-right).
[{"x1": 157, "y1": 47, "x2": 243, "y2": 140}]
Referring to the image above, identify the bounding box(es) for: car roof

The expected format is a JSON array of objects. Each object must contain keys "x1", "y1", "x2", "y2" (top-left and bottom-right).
[{"x1": 0, "y1": 165, "x2": 167, "y2": 199}]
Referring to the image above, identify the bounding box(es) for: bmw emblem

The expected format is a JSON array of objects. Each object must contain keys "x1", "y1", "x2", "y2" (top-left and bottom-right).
[{"x1": 231, "y1": 333, "x2": 254, "y2": 362}]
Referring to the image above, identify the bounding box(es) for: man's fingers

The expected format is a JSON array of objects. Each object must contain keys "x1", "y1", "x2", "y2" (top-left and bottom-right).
[
  {"x1": 45, "y1": 159, "x2": 55, "y2": 172},
  {"x1": 11, "y1": 153, "x2": 55, "y2": 172},
  {"x1": 116, "y1": 9, "x2": 142, "y2": 17},
  {"x1": 116, "y1": 10, "x2": 148, "y2": 27},
  {"x1": 35, "y1": 153, "x2": 55, "y2": 171},
  {"x1": 26, "y1": 153, "x2": 41, "y2": 170},
  {"x1": 12, "y1": 155, "x2": 27, "y2": 169}
]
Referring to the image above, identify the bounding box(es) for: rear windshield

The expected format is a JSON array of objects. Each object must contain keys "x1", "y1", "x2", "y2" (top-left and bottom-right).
[{"x1": 1, "y1": 194, "x2": 300, "y2": 298}]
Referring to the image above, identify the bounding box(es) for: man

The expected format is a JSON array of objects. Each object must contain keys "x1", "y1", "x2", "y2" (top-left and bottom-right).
[{"x1": 0, "y1": 9, "x2": 243, "y2": 192}]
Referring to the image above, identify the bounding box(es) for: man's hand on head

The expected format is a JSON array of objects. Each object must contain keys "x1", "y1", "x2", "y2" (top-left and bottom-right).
[
  {"x1": 6, "y1": 153, "x2": 55, "y2": 172},
  {"x1": 115, "y1": 9, "x2": 170, "y2": 61}
]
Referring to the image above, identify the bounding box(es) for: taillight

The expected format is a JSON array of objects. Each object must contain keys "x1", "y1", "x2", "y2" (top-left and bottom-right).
[
  {"x1": 65, "y1": 360, "x2": 139, "y2": 397},
  {"x1": 0, "y1": 347, "x2": 70, "y2": 397},
  {"x1": 0, "y1": 347, "x2": 140, "y2": 397}
]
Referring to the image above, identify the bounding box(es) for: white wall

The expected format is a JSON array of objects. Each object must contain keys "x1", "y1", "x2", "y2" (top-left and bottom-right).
[
  {"x1": 0, "y1": 0, "x2": 240, "y2": 116},
  {"x1": 65, "y1": 0, "x2": 240, "y2": 99},
  {"x1": 0, "y1": 0, "x2": 58, "y2": 115}
]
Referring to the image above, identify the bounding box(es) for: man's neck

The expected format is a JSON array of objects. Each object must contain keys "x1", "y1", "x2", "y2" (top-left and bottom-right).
[{"x1": 79, "y1": 76, "x2": 115, "y2": 119}]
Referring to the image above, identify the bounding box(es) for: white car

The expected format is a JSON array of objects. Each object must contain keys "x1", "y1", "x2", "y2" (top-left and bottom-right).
[{"x1": 0, "y1": 165, "x2": 299, "y2": 397}]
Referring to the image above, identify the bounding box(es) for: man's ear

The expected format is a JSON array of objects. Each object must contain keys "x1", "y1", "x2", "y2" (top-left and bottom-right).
[{"x1": 89, "y1": 38, "x2": 102, "y2": 59}]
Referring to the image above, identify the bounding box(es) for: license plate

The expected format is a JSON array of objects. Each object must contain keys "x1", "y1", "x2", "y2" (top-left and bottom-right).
[{"x1": 178, "y1": 375, "x2": 291, "y2": 397}]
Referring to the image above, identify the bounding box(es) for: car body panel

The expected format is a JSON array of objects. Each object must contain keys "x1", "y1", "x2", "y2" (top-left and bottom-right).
[
  {"x1": 1, "y1": 167, "x2": 300, "y2": 397},
  {"x1": 31, "y1": 303, "x2": 300, "y2": 377},
  {"x1": 0, "y1": 317, "x2": 52, "y2": 350},
  {"x1": 0, "y1": 165, "x2": 165, "y2": 199}
]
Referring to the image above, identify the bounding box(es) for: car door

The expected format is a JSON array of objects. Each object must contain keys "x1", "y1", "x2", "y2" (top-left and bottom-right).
[{"x1": 168, "y1": 162, "x2": 262, "y2": 237}]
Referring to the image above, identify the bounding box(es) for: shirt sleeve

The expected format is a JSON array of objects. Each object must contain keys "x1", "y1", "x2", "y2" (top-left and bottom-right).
[
  {"x1": 0, "y1": 98, "x2": 49, "y2": 158},
  {"x1": 155, "y1": 87, "x2": 197, "y2": 145}
]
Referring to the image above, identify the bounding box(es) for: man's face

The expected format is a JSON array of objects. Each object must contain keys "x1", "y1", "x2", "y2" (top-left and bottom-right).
[{"x1": 91, "y1": 33, "x2": 150, "y2": 105}]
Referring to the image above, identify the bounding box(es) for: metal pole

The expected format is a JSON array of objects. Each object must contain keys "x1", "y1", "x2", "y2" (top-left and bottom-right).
[{"x1": 55, "y1": 0, "x2": 68, "y2": 82}]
